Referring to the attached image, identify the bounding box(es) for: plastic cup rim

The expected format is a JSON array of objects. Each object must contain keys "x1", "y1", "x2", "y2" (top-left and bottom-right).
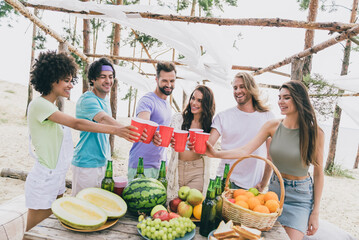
[
  {"x1": 146, "y1": 120, "x2": 159, "y2": 127},
  {"x1": 174, "y1": 130, "x2": 189, "y2": 134}
]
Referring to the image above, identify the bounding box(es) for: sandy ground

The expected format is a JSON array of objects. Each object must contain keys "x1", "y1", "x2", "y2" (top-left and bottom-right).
[{"x1": 0, "y1": 80, "x2": 358, "y2": 238}]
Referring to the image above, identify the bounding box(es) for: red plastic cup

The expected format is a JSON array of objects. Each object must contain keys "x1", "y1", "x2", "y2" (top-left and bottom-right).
[
  {"x1": 143, "y1": 120, "x2": 159, "y2": 144},
  {"x1": 189, "y1": 128, "x2": 204, "y2": 143},
  {"x1": 159, "y1": 125, "x2": 174, "y2": 147},
  {"x1": 194, "y1": 132, "x2": 210, "y2": 154},
  {"x1": 173, "y1": 130, "x2": 189, "y2": 152},
  {"x1": 130, "y1": 117, "x2": 146, "y2": 142}
]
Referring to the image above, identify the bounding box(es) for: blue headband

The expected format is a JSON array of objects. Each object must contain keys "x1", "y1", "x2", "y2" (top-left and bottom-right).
[{"x1": 102, "y1": 65, "x2": 113, "y2": 72}]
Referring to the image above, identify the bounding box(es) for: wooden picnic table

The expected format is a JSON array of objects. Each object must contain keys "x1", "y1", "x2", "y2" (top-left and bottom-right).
[{"x1": 24, "y1": 213, "x2": 289, "y2": 240}]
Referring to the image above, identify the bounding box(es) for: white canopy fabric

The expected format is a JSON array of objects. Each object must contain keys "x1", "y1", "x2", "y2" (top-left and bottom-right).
[
  {"x1": 113, "y1": 65, "x2": 155, "y2": 92},
  {"x1": 28, "y1": 0, "x2": 234, "y2": 95},
  {"x1": 337, "y1": 97, "x2": 359, "y2": 127}
]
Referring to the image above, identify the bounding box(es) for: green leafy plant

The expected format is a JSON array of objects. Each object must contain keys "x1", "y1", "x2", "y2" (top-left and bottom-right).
[
  {"x1": 303, "y1": 74, "x2": 338, "y2": 121},
  {"x1": 325, "y1": 163, "x2": 355, "y2": 179}
]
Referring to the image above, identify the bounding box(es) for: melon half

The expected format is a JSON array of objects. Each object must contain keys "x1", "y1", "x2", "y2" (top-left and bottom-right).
[
  {"x1": 76, "y1": 188, "x2": 127, "y2": 219},
  {"x1": 51, "y1": 197, "x2": 107, "y2": 230}
]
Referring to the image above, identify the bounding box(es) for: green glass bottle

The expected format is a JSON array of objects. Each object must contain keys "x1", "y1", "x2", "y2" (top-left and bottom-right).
[
  {"x1": 214, "y1": 175, "x2": 223, "y2": 228},
  {"x1": 222, "y1": 163, "x2": 230, "y2": 191},
  {"x1": 199, "y1": 179, "x2": 217, "y2": 237},
  {"x1": 101, "y1": 160, "x2": 114, "y2": 192},
  {"x1": 134, "y1": 157, "x2": 145, "y2": 179},
  {"x1": 157, "y1": 160, "x2": 167, "y2": 189}
]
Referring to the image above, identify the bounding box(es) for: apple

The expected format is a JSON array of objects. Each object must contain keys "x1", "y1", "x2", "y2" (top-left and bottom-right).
[
  {"x1": 169, "y1": 197, "x2": 182, "y2": 212},
  {"x1": 153, "y1": 210, "x2": 169, "y2": 221},
  {"x1": 228, "y1": 199, "x2": 235, "y2": 203},
  {"x1": 177, "y1": 201, "x2": 193, "y2": 218},
  {"x1": 248, "y1": 187, "x2": 259, "y2": 196},
  {"x1": 186, "y1": 189, "x2": 203, "y2": 206},
  {"x1": 178, "y1": 186, "x2": 191, "y2": 200},
  {"x1": 168, "y1": 212, "x2": 180, "y2": 220},
  {"x1": 151, "y1": 204, "x2": 167, "y2": 217}
]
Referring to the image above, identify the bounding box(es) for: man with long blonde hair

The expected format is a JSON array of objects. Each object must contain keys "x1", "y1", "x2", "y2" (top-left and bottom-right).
[{"x1": 208, "y1": 72, "x2": 274, "y2": 190}]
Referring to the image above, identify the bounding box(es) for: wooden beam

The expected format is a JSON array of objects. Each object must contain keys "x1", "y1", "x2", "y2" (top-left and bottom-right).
[
  {"x1": 5, "y1": 0, "x2": 89, "y2": 63},
  {"x1": 20, "y1": 1, "x2": 358, "y2": 32},
  {"x1": 254, "y1": 24, "x2": 359, "y2": 75}
]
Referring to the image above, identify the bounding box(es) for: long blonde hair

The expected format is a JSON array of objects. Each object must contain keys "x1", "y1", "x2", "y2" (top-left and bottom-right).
[{"x1": 234, "y1": 72, "x2": 270, "y2": 112}]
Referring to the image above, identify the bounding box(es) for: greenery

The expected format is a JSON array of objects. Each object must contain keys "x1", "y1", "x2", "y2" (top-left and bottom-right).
[
  {"x1": 303, "y1": 74, "x2": 338, "y2": 121},
  {"x1": 0, "y1": 2, "x2": 19, "y2": 27},
  {"x1": 325, "y1": 163, "x2": 355, "y2": 179}
]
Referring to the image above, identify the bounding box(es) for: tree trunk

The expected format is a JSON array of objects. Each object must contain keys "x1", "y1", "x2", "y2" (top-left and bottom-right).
[
  {"x1": 109, "y1": 0, "x2": 122, "y2": 155},
  {"x1": 26, "y1": 8, "x2": 38, "y2": 117},
  {"x1": 303, "y1": 0, "x2": 318, "y2": 76},
  {"x1": 290, "y1": 58, "x2": 304, "y2": 81},
  {"x1": 354, "y1": 145, "x2": 359, "y2": 169},
  {"x1": 190, "y1": 0, "x2": 196, "y2": 17},
  {"x1": 82, "y1": 0, "x2": 90, "y2": 93},
  {"x1": 132, "y1": 89, "x2": 137, "y2": 118},
  {"x1": 325, "y1": 0, "x2": 358, "y2": 171},
  {"x1": 128, "y1": 86, "x2": 132, "y2": 117},
  {"x1": 1, "y1": 168, "x2": 72, "y2": 188}
]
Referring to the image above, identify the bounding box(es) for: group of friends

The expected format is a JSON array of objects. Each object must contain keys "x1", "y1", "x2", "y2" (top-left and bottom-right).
[{"x1": 25, "y1": 51, "x2": 324, "y2": 240}]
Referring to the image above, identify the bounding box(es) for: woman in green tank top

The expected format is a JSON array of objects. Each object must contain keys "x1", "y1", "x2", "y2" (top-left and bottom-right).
[{"x1": 206, "y1": 81, "x2": 324, "y2": 240}]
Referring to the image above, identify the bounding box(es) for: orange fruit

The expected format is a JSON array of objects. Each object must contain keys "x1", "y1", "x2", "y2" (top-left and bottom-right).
[
  {"x1": 265, "y1": 200, "x2": 280, "y2": 213},
  {"x1": 253, "y1": 205, "x2": 270, "y2": 214},
  {"x1": 264, "y1": 191, "x2": 279, "y2": 203},
  {"x1": 193, "y1": 204, "x2": 202, "y2": 220},
  {"x1": 235, "y1": 195, "x2": 249, "y2": 203},
  {"x1": 235, "y1": 200, "x2": 249, "y2": 209},
  {"x1": 244, "y1": 191, "x2": 255, "y2": 199},
  {"x1": 255, "y1": 194, "x2": 265, "y2": 205},
  {"x1": 247, "y1": 197, "x2": 261, "y2": 210},
  {"x1": 233, "y1": 189, "x2": 247, "y2": 198}
]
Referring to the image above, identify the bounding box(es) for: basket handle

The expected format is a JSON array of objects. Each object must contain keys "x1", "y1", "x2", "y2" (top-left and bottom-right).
[{"x1": 224, "y1": 154, "x2": 285, "y2": 209}]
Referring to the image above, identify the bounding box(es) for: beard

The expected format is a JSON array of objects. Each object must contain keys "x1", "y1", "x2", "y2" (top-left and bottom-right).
[{"x1": 159, "y1": 85, "x2": 173, "y2": 96}]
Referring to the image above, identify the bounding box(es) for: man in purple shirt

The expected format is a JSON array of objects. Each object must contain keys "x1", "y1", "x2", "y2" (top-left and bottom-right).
[{"x1": 128, "y1": 61, "x2": 176, "y2": 181}]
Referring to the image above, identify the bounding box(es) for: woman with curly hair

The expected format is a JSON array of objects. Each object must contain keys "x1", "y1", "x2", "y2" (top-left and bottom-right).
[
  {"x1": 167, "y1": 85, "x2": 215, "y2": 199},
  {"x1": 206, "y1": 81, "x2": 324, "y2": 239},
  {"x1": 25, "y1": 51, "x2": 140, "y2": 231}
]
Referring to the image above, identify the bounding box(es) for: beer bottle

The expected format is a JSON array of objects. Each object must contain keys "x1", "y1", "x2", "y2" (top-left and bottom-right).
[
  {"x1": 101, "y1": 160, "x2": 114, "y2": 192},
  {"x1": 157, "y1": 160, "x2": 167, "y2": 189},
  {"x1": 199, "y1": 179, "x2": 217, "y2": 237},
  {"x1": 222, "y1": 163, "x2": 230, "y2": 192},
  {"x1": 134, "y1": 157, "x2": 145, "y2": 179},
  {"x1": 214, "y1": 175, "x2": 223, "y2": 227}
]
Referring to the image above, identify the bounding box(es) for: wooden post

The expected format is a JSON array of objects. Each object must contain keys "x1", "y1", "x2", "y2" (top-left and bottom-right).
[
  {"x1": 325, "y1": 0, "x2": 358, "y2": 171},
  {"x1": 354, "y1": 145, "x2": 359, "y2": 169},
  {"x1": 25, "y1": 8, "x2": 38, "y2": 117},
  {"x1": 290, "y1": 58, "x2": 304, "y2": 81},
  {"x1": 82, "y1": 0, "x2": 90, "y2": 93},
  {"x1": 303, "y1": 0, "x2": 318, "y2": 76},
  {"x1": 109, "y1": 0, "x2": 122, "y2": 155}
]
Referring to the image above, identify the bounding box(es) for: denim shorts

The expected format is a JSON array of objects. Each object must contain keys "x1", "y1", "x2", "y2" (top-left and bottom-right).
[{"x1": 269, "y1": 174, "x2": 313, "y2": 234}]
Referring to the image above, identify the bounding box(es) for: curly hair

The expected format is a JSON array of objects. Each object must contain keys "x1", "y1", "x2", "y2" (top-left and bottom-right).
[
  {"x1": 30, "y1": 51, "x2": 78, "y2": 95},
  {"x1": 182, "y1": 85, "x2": 215, "y2": 133},
  {"x1": 280, "y1": 81, "x2": 319, "y2": 167},
  {"x1": 234, "y1": 72, "x2": 270, "y2": 112},
  {"x1": 87, "y1": 58, "x2": 116, "y2": 86}
]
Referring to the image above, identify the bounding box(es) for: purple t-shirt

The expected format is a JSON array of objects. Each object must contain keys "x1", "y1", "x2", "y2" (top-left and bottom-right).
[{"x1": 129, "y1": 92, "x2": 172, "y2": 169}]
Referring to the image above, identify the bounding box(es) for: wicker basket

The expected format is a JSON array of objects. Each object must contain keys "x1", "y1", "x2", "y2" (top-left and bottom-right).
[{"x1": 221, "y1": 154, "x2": 285, "y2": 231}]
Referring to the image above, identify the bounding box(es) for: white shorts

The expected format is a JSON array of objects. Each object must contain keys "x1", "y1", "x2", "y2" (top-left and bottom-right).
[
  {"x1": 25, "y1": 163, "x2": 66, "y2": 210},
  {"x1": 71, "y1": 165, "x2": 106, "y2": 196}
]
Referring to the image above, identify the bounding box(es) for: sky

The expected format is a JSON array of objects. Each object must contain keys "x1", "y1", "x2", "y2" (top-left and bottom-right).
[{"x1": 0, "y1": 0, "x2": 358, "y2": 166}]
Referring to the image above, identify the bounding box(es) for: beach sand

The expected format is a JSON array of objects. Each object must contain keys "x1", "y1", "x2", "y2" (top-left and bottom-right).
[{"x1": 0, "y1": 80, "x2": 358, "y2": 238}]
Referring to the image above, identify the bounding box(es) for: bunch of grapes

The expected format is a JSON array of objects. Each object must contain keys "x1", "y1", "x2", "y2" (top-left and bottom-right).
[{"x1": 137, "y1": 217, "x2": 196, "y2": 240}]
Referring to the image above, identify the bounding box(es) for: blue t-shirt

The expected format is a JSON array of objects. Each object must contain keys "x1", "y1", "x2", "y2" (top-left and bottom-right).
[
  {"x1": 129, "y1": 92, "x2": 172, "y2": 169},
  {"x1": 72, "y1": 91, "x2": 111, "y2": 168}
]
